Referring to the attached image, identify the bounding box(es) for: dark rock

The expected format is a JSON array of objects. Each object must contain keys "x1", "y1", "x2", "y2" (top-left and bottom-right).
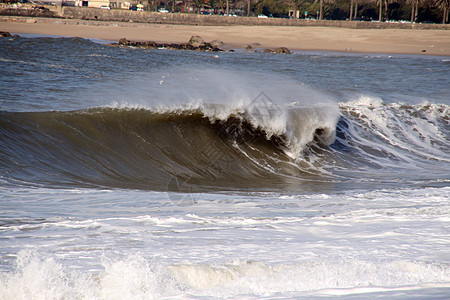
[
  {"x1": 210, "y1": 39, "x2": 223, "y2": 48},
  {"x1": 112, "y1": 37, "x2": 222, "y2": 52},
  {"x1": 105, "y1": 43, "x2": 119, "y2": 47},
  {"x1": 188, "y1": 35, "x2": 205, "y2": 48},
  {"x1": 264, "y1": 49, "x2": 274, "y2": 53},
  {"x1": 274, "y1": 47, "x2": 291, "y2": 54},
  {"x1": 246, "y1": 45, "x2": 253, "y2": 50},
  {"x1": 118, "y1": 38, "x2": 129, "y2": 45},
  {"x1": 143, "y1": 41, "x2": 158, "y2": 49},
  {"x1": 0, "y1": 31, "x2": 12, "y2": 37}
]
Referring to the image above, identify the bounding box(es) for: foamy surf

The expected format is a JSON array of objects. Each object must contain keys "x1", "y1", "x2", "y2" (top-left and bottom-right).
[{"x1": 2, "y1": 244, "x2": 449, "y2": 299}]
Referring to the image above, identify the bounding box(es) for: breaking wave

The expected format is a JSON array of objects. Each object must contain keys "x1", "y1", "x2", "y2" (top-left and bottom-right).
[{"x1": 0, "y1": 98, "x2": 448, "y2": 192}]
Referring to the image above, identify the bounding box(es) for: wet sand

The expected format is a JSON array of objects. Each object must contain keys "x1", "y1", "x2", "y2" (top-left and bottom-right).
[{"x1": 1, "y1": 18, "x2": 449, "y2": 55}]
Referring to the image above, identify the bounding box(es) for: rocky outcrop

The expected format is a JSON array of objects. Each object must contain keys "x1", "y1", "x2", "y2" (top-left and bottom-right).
[
  {"x1": 109, "y1": 36, "x2": 291, "y2": 54},
  {"x1": 112, "y1": 36, "x2": 223, "y2": 52},
  {"x1": 210, "y1": 39, "x2": 224, "y2": 48},
  {"x1": 0, "y1": 31, "x2": 12, "y2": 37},
  {"x1": 264, "y1": 47, "x2": 291, "y2": 54},
  {"x1": 188, "y1": 35, "x2": 204, "y2": 48},
  {"x1": 274, "y1": 47, "x2": 291, "y2": 54}
]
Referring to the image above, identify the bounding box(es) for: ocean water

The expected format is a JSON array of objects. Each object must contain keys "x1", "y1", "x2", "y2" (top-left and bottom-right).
[{"x1": 0, "y1": 36, "x2": 449, "y2": 299}]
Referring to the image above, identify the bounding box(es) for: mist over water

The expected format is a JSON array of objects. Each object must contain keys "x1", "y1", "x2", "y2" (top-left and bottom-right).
[{"x1": 0, "y1": 36, "x2": 449, "y2": 299}]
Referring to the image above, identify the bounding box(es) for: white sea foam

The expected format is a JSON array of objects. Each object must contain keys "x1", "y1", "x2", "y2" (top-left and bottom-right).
[
  {"x1": 0, "y1": 185, "x2": 449, "y2": 299},
  {"x1": 339, "y1": 96, "x2": 450, "y2": 166},
  {"x1": 0, "y1": 250, "x2": 177, "y2": 300},
  {"x1": 1, "y1": 250, "x2": 449, "y2": 299}
]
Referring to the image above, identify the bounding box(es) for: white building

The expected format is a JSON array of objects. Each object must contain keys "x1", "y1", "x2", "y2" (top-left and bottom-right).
[{"x1": 74, "y1": 0, "x2": 111, "y2": 8}]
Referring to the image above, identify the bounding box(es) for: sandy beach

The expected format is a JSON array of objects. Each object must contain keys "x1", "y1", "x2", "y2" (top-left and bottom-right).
[{"x1": 1, "y1": 17, "x2": 450, "y2": 55}]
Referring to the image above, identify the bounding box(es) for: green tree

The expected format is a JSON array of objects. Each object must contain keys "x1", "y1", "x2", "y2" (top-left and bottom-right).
[
  {"x1": 434, "y1": 0, "x2": 449, "y2": 23},
  {"x1": 213, "y1": 0, "x2": 227, "y2": 11},
  {"x1": 285, "y1": 0, "x2": 304, "y2": 14},
  {"x1": 376, "y1": 0, "x2": 395, "y2": 21},
  {"x1": 377, "y1": 0, "x2": 383, "y2": 20},
  {"x1": 317, "y1": 0, "x2": 324, "y2": 19},
  {"x1": 407, "y1": 0, "x2": 420, "y2": 22},
  {"x1": 354, "y1": 0, "x2": 360, "y2": 19},
  {"x1": 349, "y1": 0, "x2": 355, "y2": 20},
  {"x1": 256, "y1": 0, "x2": 288, "y2": 16},
  {"x1": 316, "y1": 0, "x2": 334, "y2": 19}
]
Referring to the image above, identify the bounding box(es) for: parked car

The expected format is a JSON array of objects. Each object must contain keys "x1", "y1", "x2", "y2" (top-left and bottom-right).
[
  {"x1": 158, "y1": 8, "x2": 169, "y2": 13},
  {"x1": 258, "y1": 14, "x2": 268, "y2": 18},
  {"x1": 100, "y1": 5, "x2": 110, "y2": 9}
]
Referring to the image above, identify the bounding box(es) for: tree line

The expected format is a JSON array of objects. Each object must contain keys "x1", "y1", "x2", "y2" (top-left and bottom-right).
[{"x1": 181, "y1": 0, "x2": 449, "y2": 23}]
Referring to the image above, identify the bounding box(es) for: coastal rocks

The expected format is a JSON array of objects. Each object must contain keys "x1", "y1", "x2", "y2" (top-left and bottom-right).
[
  {"x1": 111, "y1": 36, "x2": 290, "y2": 54},
  {"x1": 264, "y1": 47, "x2": 291, "y2": 54},
  {"x1": 274, "y1": 47, "x2": 291, "y2": 54},
  {"x1": 188, "y1": 35, "x2": 204, "y2": 48},
  {"x1": 0, "y1": 31, "x2": 12, "y2": 37},
  {"x1": 112, "y1": 36, "x2": 222, "y2": 52},
  {"x1": 210, "y1": 39, "x2": 223, "y2": 48}
]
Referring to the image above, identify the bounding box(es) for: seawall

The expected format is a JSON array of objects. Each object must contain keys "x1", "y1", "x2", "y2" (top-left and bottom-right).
[{"x1": 1, "y1": 6, "x2": 449, "y2": 30}]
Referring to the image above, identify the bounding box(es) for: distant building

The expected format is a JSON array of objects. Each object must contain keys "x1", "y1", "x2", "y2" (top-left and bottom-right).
[
  {"x1": 289, "y1": 10, "x2": 300, "y2": 19},
  {"x1": 109, "y1": 0, "x2": 147, "y2": 10},
  {"x1": 74, "y1": 0, "x2": 110, "y2": 8},
  {"x1": 109, "y1": 1, "x2": 130, "y2": 9}
]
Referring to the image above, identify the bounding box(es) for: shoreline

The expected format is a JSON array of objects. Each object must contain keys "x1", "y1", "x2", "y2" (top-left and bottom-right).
[{"x1": 1, "y1": 17, "x2": 450, "y2": 56}]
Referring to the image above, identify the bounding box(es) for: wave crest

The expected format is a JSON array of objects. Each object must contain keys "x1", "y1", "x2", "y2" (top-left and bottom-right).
[{"x1": 1, "y1": 98, "x2": 448, "y2": 192}]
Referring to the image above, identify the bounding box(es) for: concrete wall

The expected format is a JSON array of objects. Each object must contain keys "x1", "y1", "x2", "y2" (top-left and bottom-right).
[
  {"x1": 62, "y1": 7, "x2": 450, "y2": 29},
  {"x1": 1, "y1": 6, "x2": 449, "y2": 30},
  {"x1": 0, "y1": 8, "x2": 57, "y2": 18}
]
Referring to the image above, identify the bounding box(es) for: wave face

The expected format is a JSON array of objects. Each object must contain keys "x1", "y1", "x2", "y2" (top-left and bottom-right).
[
  {"x1": 1, "y1": 98, "x2": 448, "y2": 193},
  {"x1": 0, "y1": 102, "x2": 338, "y2": 191}
]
